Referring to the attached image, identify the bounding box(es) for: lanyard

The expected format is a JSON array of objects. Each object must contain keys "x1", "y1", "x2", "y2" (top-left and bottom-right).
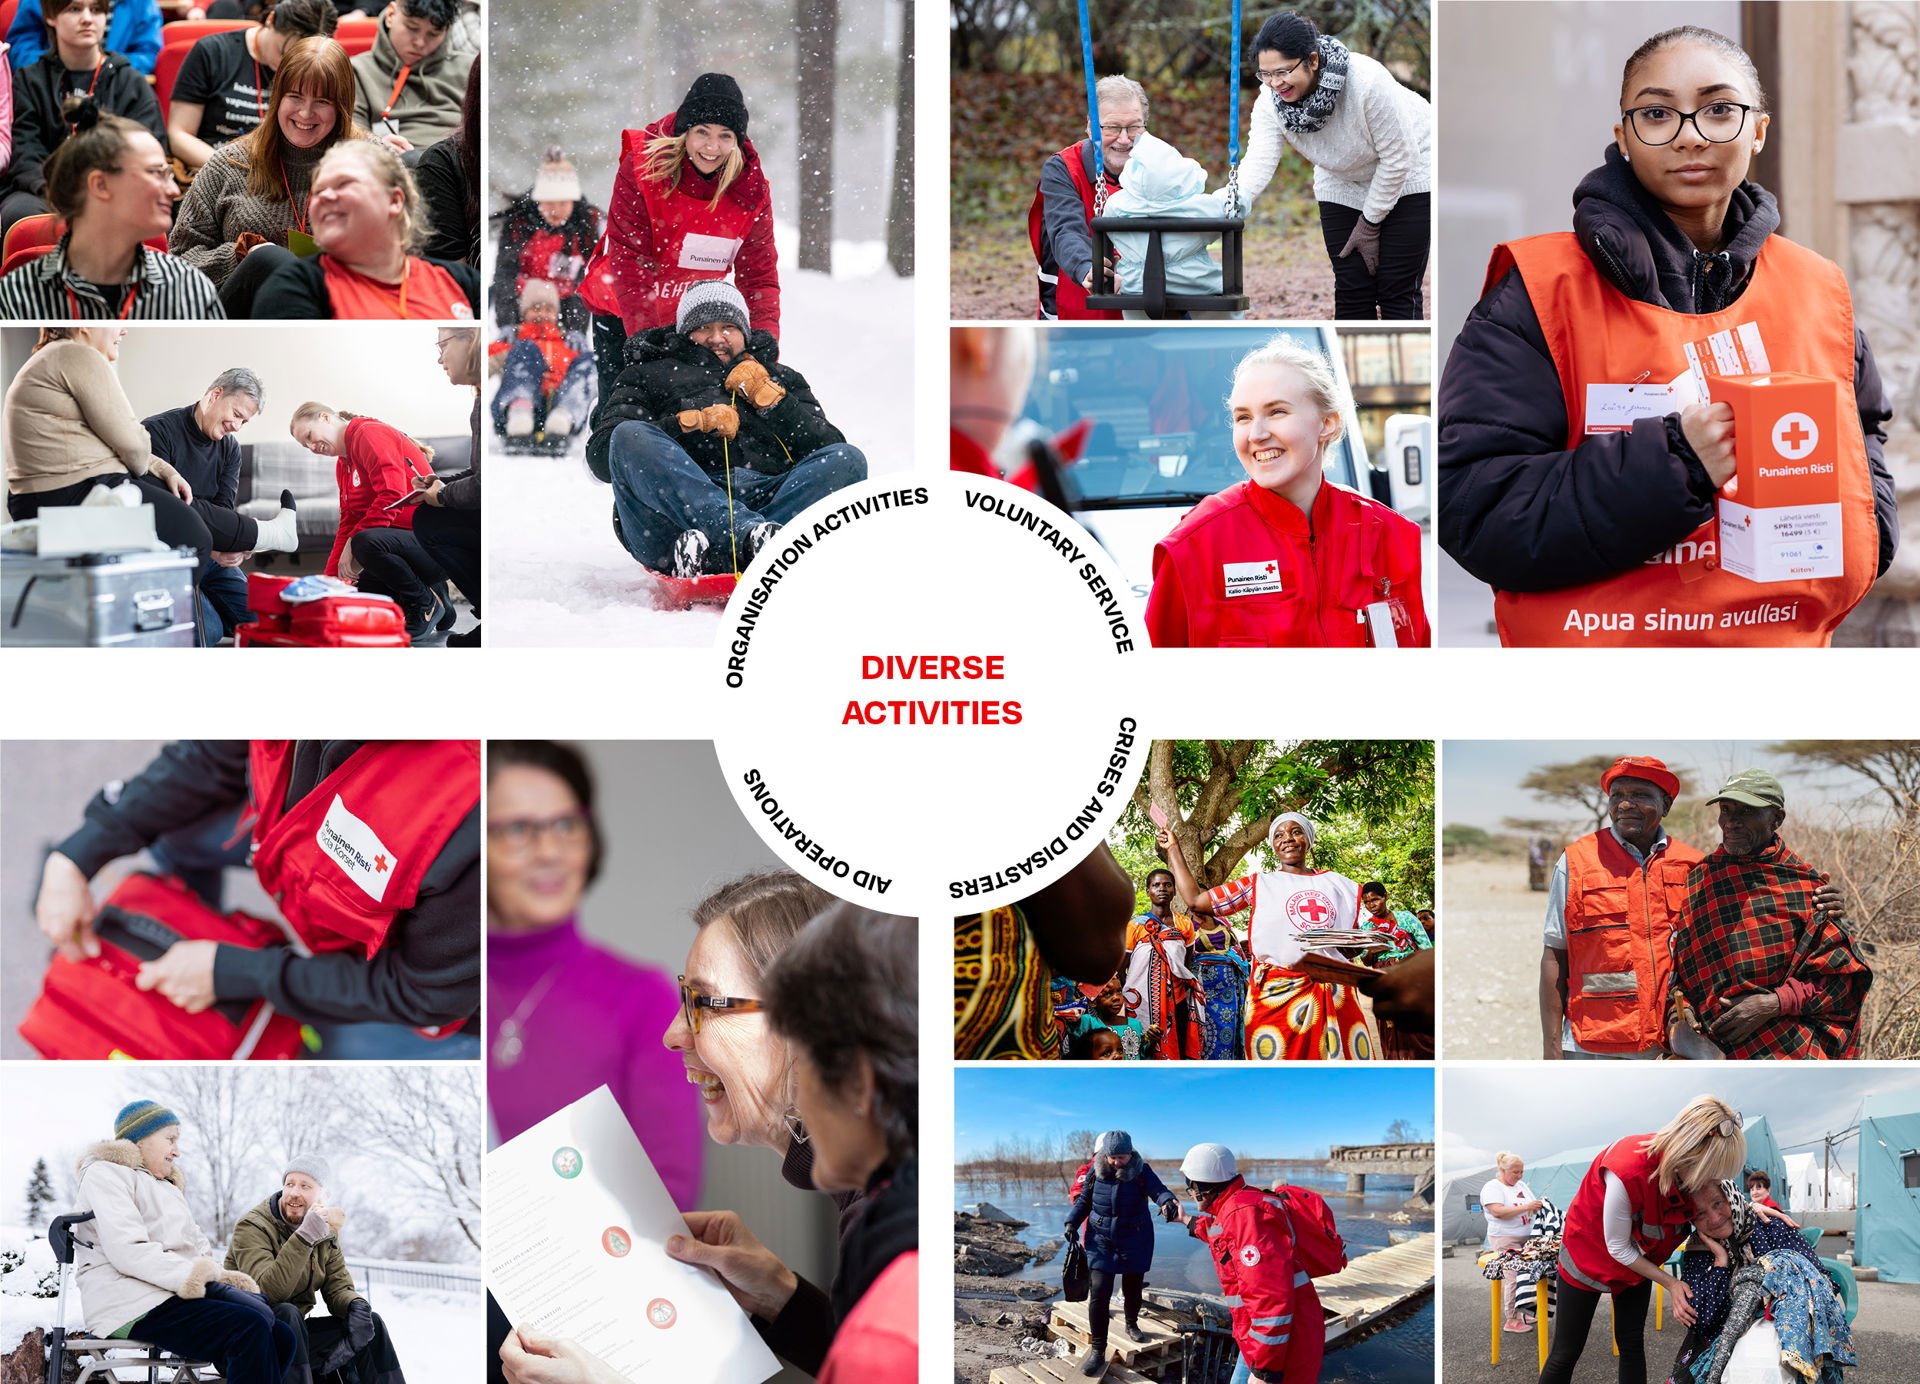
[
  {"x1": 394, "y1": 257, "x2": 410, "y2": 318},
  {"x1": 63, "y1": 61, "x2": 104, "y2": 135},
  {"x1": 66, "y1": 272, "x2": 139, "y2": 321},
  {"x1": 278, "y1": 160, "x2": 308, "y2": 235},
  {"x1": 380, "y1": 63, "x2": 412, "y2": 121}
]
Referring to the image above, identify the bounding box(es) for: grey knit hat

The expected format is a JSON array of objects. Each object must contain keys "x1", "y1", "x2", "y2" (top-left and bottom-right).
[
  {"x1": 676, "y1": 280, "x2": 750, "y2": 337},
  {"x1": 284, "y1": 1154, "x2": 332, "y2": 1187}
]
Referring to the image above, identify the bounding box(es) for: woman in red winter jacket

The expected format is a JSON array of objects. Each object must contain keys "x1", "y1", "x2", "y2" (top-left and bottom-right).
[
  {"x1": 1145, "y1": 334, "x2": 1428, "y2": 648},
  {"x1": 289, "y1": 401, "x2": 451, "y2": 639},
  {"x1": 579, "y1": 72, "x2": 779, "y2": 405}
]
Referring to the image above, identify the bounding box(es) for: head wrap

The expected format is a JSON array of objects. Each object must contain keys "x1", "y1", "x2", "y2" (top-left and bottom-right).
[{"x1": 1269, "y1": 811, "x2": 1317, "y2": 850}]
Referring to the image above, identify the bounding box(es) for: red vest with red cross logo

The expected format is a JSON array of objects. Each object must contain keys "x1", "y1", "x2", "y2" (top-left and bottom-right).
[
  {"x1": 247, "y1": 741, "x2": 480, "y2": 958},
  {"x1": 1027, "y1": 140, "x2": 1121, "y2": 321},
  {"x1": 1558, "y1": 1135, "x2": 1693, "y2": 1294}
]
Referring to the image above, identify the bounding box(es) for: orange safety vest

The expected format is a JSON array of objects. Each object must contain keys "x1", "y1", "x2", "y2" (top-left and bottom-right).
[
  {"x1": 247, "y1": 740, "x2": 480, "y2": 958},
  {"x1": 1562, "y1": 830, "x2": 1702, "y2": 1054},
  {"x1": 1558, "y1": 1136, "x2": 1692, "y2": 1294},
  {"x1": 1485, "y1": 233, "x2": 1875, "y2": 646}
]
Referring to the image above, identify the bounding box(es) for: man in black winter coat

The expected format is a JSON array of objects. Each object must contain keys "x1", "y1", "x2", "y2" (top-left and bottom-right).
[{"x1": 584, "y1": 279, "x2": 867, "y2": 578}]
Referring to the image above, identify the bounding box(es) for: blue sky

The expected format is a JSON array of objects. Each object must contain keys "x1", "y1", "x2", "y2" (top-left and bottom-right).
[
  {"x1": 954, "y1": 1066, "x2": 1434, "y2": 1162},
  {"x1": 1443, "y1": 739, "x2": 1877, "y2": 832}
]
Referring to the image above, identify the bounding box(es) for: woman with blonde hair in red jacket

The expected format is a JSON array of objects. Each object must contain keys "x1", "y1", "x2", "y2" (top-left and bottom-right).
[{"x1": 578, "y1": 72, "x2": 779, "y2": 410}]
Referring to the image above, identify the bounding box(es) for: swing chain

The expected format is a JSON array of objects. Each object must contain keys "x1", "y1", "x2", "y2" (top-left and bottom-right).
[{"x1": 1224, "y1": 163, "x2": 1241, "y2": 220}]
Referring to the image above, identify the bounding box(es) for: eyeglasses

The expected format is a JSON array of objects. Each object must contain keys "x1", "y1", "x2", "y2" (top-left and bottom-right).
[
  {"x1": 1254, "y1": 57, "x2": 1307, "y2": 87},
  {"x1": 1099, "y1": 122, "x2": 1146, "y2": 139},
  {"x1": 487, "y1": 811, "x2": 590, "y2": 853},
  {"x1": 677, "y1": 976, "x2": 764, "y2": 1033},
  {"x1": 1621, "y1": 102, "x2": 1753, "y2": 146}
]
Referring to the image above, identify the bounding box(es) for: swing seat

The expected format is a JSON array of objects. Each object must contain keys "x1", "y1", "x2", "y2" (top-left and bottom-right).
[
  {"x1": 1084, "y1": 215, "x2": 1250, "y2": 316},
  {"x1": 647, "y1": 572, "x2": 737, "y2": 611}
]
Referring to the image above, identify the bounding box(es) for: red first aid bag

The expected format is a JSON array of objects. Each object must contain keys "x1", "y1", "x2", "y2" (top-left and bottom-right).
[
  {"x1": 17, "y1": 873, "x2": 306, "y2": 1060},
  {"x1": 288, "y1": 595, "x2": 407, "y2": 647},
  {"x1": 1273, "y1": 1184, "x2": 1348, "y2": 1278}
]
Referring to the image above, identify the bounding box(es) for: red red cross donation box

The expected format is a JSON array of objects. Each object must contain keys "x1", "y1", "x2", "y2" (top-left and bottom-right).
[{"x1": 1713, "y1": 372, "x2": 1844, "y2": 584}]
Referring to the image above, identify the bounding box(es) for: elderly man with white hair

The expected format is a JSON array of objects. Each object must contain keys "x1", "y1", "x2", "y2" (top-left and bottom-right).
[
  {"x1": 225, "y1": 1154, "x2": 408, "y2": 1384},
  {"x1": 1154, "y1": 810, "x2": 1383, "y2": 1060},
  {"x1": 1029, "y1": 73, "x2": 1153, "y2": 319}
]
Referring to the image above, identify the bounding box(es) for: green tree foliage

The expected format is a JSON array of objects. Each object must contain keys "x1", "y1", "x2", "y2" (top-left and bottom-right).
[{"x1": 1112, "y1": 740, "x2": 1433, "y2": 916}]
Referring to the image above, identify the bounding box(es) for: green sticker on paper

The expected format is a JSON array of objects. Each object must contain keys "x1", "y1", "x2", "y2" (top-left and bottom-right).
[{"x1": 288, "y1": 229, "x2": 320, "y2": 258}]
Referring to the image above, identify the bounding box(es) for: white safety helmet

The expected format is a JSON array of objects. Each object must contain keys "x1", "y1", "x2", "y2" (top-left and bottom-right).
[{"x1": 1180, "y1": 1142, "x2": 1238, "y2": 1184}]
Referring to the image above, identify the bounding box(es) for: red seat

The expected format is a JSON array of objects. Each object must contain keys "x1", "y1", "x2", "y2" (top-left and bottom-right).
[
  {"x1": 335, "y1": 16, "x2": 376, "y2": 56},
  {"x1": 2, "y1": 214, "x2": 64, "y2": 264},
  {"x1": 0, "y1": 0, "x2": 19, "y2": 43},
  {"x1": 1, "y1": 236, "x2": 178, "y2": 279},
  {"x1": 156, "y1": 20, "x2": 255, "y2": 118}
]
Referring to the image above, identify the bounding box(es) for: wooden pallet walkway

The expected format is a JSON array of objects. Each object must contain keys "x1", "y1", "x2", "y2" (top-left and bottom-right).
[
  {"x1": 989, "y1": 1356, "x2": 1154, "y2": 1384},
  {"x1": 1046, "y1": 1299, "x2": 1184, "y2": 1369},
  {"x1": 1318, "y1": 1233, "x2": 1436, "y2": 1345}
]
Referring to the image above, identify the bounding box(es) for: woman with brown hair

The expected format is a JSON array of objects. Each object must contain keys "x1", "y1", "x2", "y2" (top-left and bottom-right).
[
  {"x1": 577, "y1": 72, "x2": 779, "y2": 405},
  {"x1": 0, "y1": 105, "x2": 223, "y2": 319},
  {"x1": 166, "y1": 0, "x2": 339, "y2": 171},
  {"x1": 252, "y1": 138, "x2": 477, "y2": 318},
  {"x1": 170, "y1": 34, "x2": 360, "y2": 305}
]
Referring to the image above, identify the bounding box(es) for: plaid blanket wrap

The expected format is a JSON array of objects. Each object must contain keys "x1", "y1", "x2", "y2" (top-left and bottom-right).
[{"x1": 1670, "y1": 840, "x2": 1871, "y2": 1059}]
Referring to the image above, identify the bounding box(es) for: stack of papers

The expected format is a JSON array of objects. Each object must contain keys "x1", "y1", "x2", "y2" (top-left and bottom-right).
[{"x1": 1292, "y1": 928, "x2": 1398, "y2": 950}]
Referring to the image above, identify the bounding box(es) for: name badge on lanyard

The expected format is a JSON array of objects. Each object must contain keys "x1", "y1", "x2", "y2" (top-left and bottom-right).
[
  {"x1": 1222, "y1": 560, "x2": 1283, "y2": 597},
  {"x1": 1584, "y1": 371, "x2": 1703, "y2": 435}
]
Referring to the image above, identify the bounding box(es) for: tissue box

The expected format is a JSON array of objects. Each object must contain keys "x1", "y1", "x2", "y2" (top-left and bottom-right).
[
  {"x1": 1712, "y1": 372, "x2": 1844, "y2": 584},
  {"x1": 36, "y1": 501, "x2": 159, "y2": 557}
]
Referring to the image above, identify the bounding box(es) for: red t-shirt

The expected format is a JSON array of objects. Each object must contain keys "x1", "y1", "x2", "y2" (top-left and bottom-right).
[
  {"x1": 325, "y1": 417, "x2": 433, "y2": 576},
  {"x1": 321, "y1": 256, "x2": 473, "y2": 320}
]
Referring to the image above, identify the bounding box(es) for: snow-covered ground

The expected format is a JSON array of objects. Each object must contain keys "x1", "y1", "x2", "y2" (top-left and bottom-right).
[
  {"x1": 488, "y1": 250, "x2": 914, "y2": 647},
  {"x1": 3, "y1": 1231, "x2": 481, "y2": 1384}
]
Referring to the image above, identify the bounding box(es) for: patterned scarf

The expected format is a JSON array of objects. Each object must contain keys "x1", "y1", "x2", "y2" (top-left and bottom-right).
[
  {"x1": 1669, "y1": 838, "x2": 1871, "y2": 1059},
  {"x1": 1271, "y1": 35, "x2": 1352, "y2": 135}
]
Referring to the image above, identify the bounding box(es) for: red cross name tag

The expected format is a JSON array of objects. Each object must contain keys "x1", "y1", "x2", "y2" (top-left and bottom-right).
[{"x1": 1222, "y1": 560, "x2": 1283, "y2": 597}]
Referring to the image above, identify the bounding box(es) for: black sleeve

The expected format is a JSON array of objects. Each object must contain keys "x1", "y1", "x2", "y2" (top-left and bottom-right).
[
  {"x1": 55, "y1": 741, "x2": 252, "y2": 876},
  {"x1": 1039, "y1": 151, "x2": 1093, "y2": 284},
  {"x1": 115, "y1": 64, "x2": 169, "y2": 153},
  {"x1": 218, "y1": 437, "x2": 241, "y2": 509},
  {"x1": 448, "y1": 260, "x2": 480, "y2": 316},
  {"x1": 490, "y1": 213, "x2": 525, "y2": 329},
  {"x1": 210, "y1": 808, "x2": 480, "y2": 1027},
  {"x1": 414, "y1": 143, "x2": 472, "y2": 265},
  {"x1": 250, "y1": 255, "x2": 332, "y2": 319},
  {"x1": 170, "y1": 33, "x2": 224, "y2": 109},
  {"x1": 756, "y1": 363, "x2": 845, "y2": 453},
  {"x1": 751, "y1": 1275, "x2": 835, "y2": 1375},
  {"x1": 1854, "y1": 325, "x2": 1898, "y2": 579},
  {"x1": 1436, "y1": 267, "x2": 1720, "y2": 592},
  {"x1": 10, "y1": 72, "x2": 54, "y2": 197}
]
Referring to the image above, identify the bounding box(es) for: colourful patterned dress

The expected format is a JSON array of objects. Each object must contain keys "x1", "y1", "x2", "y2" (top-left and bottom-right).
[
  {"x1": 954, "y1": 907, "x2": 1060, "y2": 1060},
  {"x1": 1206, "y1": 869, "x2": 1378, "y2": 1061}
]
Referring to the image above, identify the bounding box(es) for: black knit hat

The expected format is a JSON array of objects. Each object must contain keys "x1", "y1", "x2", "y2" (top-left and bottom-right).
[{"x1": 674, "y1": 73, "x2": 749, "y2": 143}]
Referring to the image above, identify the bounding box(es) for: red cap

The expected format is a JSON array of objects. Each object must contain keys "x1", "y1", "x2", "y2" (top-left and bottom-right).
[{"x1": 1601, "y1": 755, "x2": 1679, "y2": 801}]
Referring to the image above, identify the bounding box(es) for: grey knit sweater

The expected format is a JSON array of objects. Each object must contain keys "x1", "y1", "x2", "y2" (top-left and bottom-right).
[{"x1": 168, "y1": 139, "x2": 329, "y2": 287}]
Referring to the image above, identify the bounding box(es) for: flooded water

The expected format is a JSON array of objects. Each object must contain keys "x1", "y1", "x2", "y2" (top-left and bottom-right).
[{"x1": 958, "y1": 1170, "x2": 1434, "y2": 1384}]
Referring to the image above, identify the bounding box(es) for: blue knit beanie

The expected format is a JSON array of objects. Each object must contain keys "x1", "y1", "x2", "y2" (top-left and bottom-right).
[{"x1": 115, "y1": 1100, "x2": 180, "y2": 1144}]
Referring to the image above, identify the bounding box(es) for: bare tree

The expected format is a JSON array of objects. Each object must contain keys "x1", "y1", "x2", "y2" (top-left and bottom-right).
[
  {"x1": 885, "y1": 0, "x2": 915, "y2": 275},
  {"x1": 796, "y1": 0, "x2": 839, "y2": 271},
  {"x1": 1383, "y1": 1118, "x2": 1421, "y2": 1143},
  {"x1": 150, "y1": 1067, "x2": 269, "y2": 1243},
  {"x1": 356, "y1": 1067, "x2": 483, "y2": 1252}
]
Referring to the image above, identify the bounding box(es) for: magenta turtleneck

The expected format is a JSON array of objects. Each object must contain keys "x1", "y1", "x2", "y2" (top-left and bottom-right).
[{"x1": 486, "y1": 916, "x2": 703, "y2": 1210}]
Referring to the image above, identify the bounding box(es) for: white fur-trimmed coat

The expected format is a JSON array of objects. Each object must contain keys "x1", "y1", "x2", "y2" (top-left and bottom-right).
[{"x1": 72, "y1": 1140, "x2": 249, "y2": 1337}]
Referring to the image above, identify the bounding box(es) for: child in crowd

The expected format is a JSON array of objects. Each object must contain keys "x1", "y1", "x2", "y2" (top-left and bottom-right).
[
  {"x1": 490, "y1": 278, "x2": 594, "y2": 440},
  {"x1": 1068, "y1": 974, "x2": 1160, "y2": 1060}
]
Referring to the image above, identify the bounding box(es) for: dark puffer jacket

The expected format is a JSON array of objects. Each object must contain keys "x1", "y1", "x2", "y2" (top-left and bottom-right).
[
  {"x1": 1065, "y1": 1150, "x2": 1176, "y2": 1274},
  {"x1": 3, "y1": 52, "x2": 168, "y2": 198},
  {"x1": 585, "y1": 327, "x2": 845, "y2": 483},
  {"x1": 1438, "y1": 144, "x2": 1898, "y2": 593}
]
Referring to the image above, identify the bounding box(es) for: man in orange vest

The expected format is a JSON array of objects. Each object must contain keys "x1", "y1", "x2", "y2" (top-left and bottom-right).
[
  {"x1": 1028, "y1": 75, "x2": 1150, "y2": 320},
  {"x1": 1539, "y1": 755, "x2": 1702, "y2": 1060}
]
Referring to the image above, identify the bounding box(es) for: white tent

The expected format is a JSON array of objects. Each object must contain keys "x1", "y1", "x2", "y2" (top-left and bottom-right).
[
  {"x1": 1783, "y1": 1152, "x2": 1855, "y2": 1210},
  {"x1": 1441, "y1": 1164, "x2": 1497, "y2": 1245}
]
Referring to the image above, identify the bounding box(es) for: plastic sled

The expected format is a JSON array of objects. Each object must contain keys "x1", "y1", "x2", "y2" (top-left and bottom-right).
[
  {"x1": 502, "y1": 429, "x2": 574, "y2": 457},
  {"x1": 648, "y1": 572, "x2": 737, "y2": 610}
]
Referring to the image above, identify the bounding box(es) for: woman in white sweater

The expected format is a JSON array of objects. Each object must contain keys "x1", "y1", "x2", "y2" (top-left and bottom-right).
[
  {"x1": 71, "y1": 1100, "x2": 294, "y2": 1381},
  {"x1": 1238, "y1": 12, "x2": 1431, "y2": 320}
]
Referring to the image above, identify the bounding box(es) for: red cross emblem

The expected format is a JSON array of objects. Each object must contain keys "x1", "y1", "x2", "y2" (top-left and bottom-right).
[
  {"x1": 1285, "y1": 889, "x2": 1336, "y2": 928},
  {"x1": 374, "y1": 855, "x2": 389, "y2": 873},
  {"x1": 1240, "y1": 1245, "x2": 1261, "y2": 1266},
  {"x1": 1771, "y1": 411, "x2": 1819, "y2": 460},
  {"x1": 1298, "y1": 897, "x2": 1329, "y2": 922},
  {"x1": 1264, "y1": 562, "x2": 1276, "y2": 575},
  {"x1": 1779, "y1": 421, "x2": 1810, "y2": 449}
]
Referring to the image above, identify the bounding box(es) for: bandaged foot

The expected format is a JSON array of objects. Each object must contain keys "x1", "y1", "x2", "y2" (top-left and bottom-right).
[{"x1": 251, "y1": 489, "x2": 300, "y2": 553}]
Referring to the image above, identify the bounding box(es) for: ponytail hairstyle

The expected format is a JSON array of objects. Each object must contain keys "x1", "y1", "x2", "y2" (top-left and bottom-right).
[
  {"x1": 638, "y1": 132, "x2": 744, "y2": 209},
  {"x1": 262, "y1": 0, "x2": 338, "y2": 43},
  {"x1": 290, "y1": 401, "x2": 435, "y2": 465},
  {"x1": 1228, "y1": 333, "x2": 1351, "y2": 446},
  {"x1": 1620, "y1": 26, "x2": 1768, "y2": 113},
  {"x1": 34, "y1": 327, "x2": 84, "y2": 350},
  {"x1": 314, "y1": 139, "x2": 426, "y2": 252},
  {"x1": 239, "y1": 36, "x2": 360, "y2": 201},
  {"x1": 43, "y1": 101, "x2": 144, "y2": 223}
]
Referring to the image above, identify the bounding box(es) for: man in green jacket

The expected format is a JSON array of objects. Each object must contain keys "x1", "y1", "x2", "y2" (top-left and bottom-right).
[{"x1": 225, "y1": 1156, "x2": 407, "y2": 1383}]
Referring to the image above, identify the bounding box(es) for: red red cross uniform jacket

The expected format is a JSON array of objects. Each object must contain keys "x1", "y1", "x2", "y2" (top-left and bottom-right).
[
  {"x1": 1147, "y1": 479, "x2": 1429, "y2": 647},
  {"x1": 324, "y1": 417, "x2": 433, "y2": 578},
  {"x1": 1188, "y1": 1177, "x2": 1322, "y2": 1380},
  {"x1": 1557, "y1": 1135, "x2": 1692, "y2": 1294},
  {"x1": 247, "y1": 740, "x2": 481, "y2": 959},
  {"x1": 580, "y1": 115, "x2": 779, "y2": 339}
]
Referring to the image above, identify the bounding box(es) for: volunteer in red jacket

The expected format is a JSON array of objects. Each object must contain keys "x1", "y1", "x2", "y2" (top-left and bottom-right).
[
  {"x1": 1146, "y1": 333, "x2": 1427, "y2": 647},
  {"x1": 290, "y1": 401, "x2": 453, "y2": 642},
  {"x1": 1029, "y1": 75, "x2": 1144, "y2": 320},
  {"x1": 32, "y1": 740, "x2": 480, "y2": 1059},
  {"x1": 579, "y1": 73, "x2": 779, "y2": 409},
  {"x1": 1176, "y1": 1143, "x2": 1316, "y2": 1384},
  {"x1": 1438, "y1": 25, "x2": 1898, "y2": 647},
  {"x1": 1543, "y1": 1095, "x2": 1792, "y2": 1384}
]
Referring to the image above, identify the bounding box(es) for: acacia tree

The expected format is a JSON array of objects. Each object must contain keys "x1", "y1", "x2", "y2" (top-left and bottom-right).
[
  {"x1": 1767, "y1": 741, "x2": 1920, "y2": 823},
  {"x1": 1520, "y1": 755, "x2": 1697, "y2": 832},
  {"x1": 796, "y1": 0, "x2": 839, "y2": 271}
]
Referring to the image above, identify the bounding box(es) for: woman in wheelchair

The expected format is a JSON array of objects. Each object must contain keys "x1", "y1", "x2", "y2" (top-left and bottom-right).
[{"x1": 69, "y1": 1100, "x2": 295, "y2": 1382}]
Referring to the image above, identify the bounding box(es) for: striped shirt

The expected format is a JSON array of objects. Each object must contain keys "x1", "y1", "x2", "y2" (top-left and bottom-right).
[{"x1": 0, "y1": 240, "x2": 226, "y2": 321}]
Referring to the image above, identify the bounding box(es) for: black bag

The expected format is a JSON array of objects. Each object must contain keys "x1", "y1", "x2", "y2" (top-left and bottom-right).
[{"x1": 1062, "y1": 1235, "x2": 1090, "y2": 1302}]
